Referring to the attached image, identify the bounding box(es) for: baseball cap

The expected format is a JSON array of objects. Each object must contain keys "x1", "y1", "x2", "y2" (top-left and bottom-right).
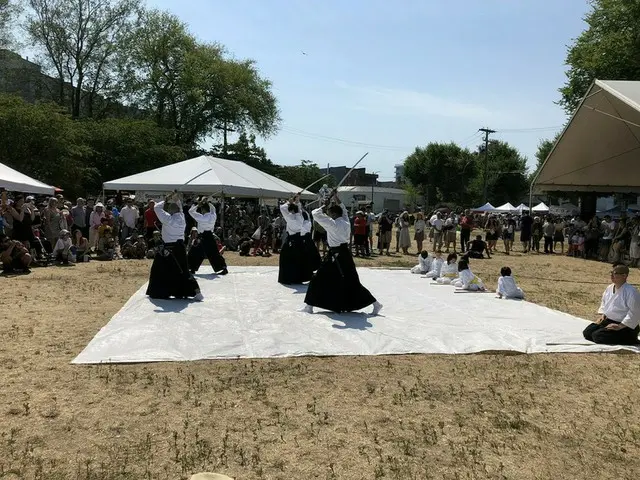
[{"x1": 612, "y1": 265, "x2": 630, "y2": 275}]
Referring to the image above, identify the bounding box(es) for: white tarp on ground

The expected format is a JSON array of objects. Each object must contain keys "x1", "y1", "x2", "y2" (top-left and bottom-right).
[
  {"x1": 103, "y1": 155, "x2": 315, "y2": 199},
  {"x1": 0, "y1": 162, "x2": 56, "y2": 195},
  {"x1": 72, "y1": 267, "x2": 638, "y2": 364}
]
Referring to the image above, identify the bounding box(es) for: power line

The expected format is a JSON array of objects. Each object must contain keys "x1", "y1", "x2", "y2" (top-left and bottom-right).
[{"x1": 280, "y1": 126, "x2": 411, "y2": 151}]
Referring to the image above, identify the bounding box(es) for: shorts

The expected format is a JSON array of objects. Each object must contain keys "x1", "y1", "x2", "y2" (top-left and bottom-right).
[
  {"x1": 553, "y1": 232, "x2": 564, "y2": 242},
  {"x1": 503, "y1": 232, "x2": 513, "y2": 241}
]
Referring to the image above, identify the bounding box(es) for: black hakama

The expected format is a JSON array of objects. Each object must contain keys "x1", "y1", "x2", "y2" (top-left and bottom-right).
[
  {"x1": 187, "y1": 231, "x2": 227, "y2": 273},
  {"x1": 303, "y1": 232, "x2": 322, "y2": 272},
  {"x1": 304, "y1": 243, "x2": 376, "y2": 312},
  {"x1": 278, "y1": 233, "x2": 313, "y2": 284},
  {"x1": 147, "y1": 241, "x2": 200, "y2": 299}
]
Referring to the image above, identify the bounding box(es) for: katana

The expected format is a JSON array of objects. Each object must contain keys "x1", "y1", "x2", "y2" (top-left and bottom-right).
[
  {"x1": 336, "y1": 152, "x2": 369, "y2": 189},
  {"x1": 299, "y1": 173, "x2": 332, "y2": 194}
]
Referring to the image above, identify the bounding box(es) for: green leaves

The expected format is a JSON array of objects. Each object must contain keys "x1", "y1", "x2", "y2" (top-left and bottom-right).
[
  {"x1": 560, "y1": 0, "x2": 640, "y2": 114},
  {"x1": 402, "y1": 140, "x2": 529, "y2": 208}
]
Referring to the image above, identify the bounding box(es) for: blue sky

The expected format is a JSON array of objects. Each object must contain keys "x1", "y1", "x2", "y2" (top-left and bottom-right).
[{"x1": 148, "y1": 0, "x2": 590, "y2": 182}]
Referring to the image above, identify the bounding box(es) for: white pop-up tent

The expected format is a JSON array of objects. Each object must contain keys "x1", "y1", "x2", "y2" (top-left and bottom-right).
[
  {"x1": 472, "y1": 202, "x2": 495, "y2": 212},
  {"x1": 533, "y1": 79, "x2": 640, "y2": 194},
  {"x1": 516, "y1": 203, "x2": 530, "y2": 212},
  {"x1": 532, "y1": 202, "x2": 549, "y2": 212},
  {"x1": 494, "y1": 202, "x2": 517, "y2": 213},
  {"x1": 0, "y1": 162, "x2": 56, "y2": 195},
  {"x1": 103, "y1": 156, "x2": 316, "y2": 199}
]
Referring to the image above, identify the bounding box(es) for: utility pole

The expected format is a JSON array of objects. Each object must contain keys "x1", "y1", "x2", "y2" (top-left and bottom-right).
[{"x1": 479, "y1": 128, "x2": 495, "y2": 204}]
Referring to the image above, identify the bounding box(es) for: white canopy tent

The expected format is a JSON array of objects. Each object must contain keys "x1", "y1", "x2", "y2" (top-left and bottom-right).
[
  {"x1": 0, "y1": 162, "x2": 55, "y2": 195},
  {"x1": 494, "y1": 202, "x2": 517, "y2": 213},
  {"x1": 533, "y1": 80, "x2": 640, "y2": 195},
  {"x1": 472, "y1": 202, "x2": 495, "y2": 212},
  {"x1": 516, "y1": 203, "x2": 530, "y2": 213},
  {"x1": 103, "y1": 156, "x2": 316, "y2": 200},
  {"x1": 531, "y1": 202, "x2": 549, "y2": 213}
]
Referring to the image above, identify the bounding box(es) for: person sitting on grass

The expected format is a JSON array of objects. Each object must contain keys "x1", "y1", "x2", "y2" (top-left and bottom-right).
[
  {"x1": 583, "y1": 264, "x2": 640, "y2": 345},
  {"x1": 411, "y1": 250, "x2": 433, "y2": 274},
  {"x1": 424, "y1": 251, "x2": 444, "y2": 279},
  {"x1": 466, "y1": 235, "x2": 491, "y2": 259},
  {"x1": 435, "y1": 253, "x2": 459, "y2": 284},
  {"x1": 52, "y1": 229, "x2": 74, "y2": 264},
  {"x1": 496, "y1": 266, "x2": 524, "y2": 299},
  {"x1": 0, "y1": 234, "x2": 32, "y2": 274},
  {"x1": 452, "y1": 255, "x2": 485, "y2": 291}
]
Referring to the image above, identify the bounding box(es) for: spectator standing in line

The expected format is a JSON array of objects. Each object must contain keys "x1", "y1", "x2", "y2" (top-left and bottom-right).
[
  {"x1": 119, "y1": 197, "x2": 139, "y2": 243},
  {"x1": 543, "y1": 216, "x2": 555, "y2": 254},
  {"x1": 459, "y1": 209, "x2": 473, "y2": 253},
  {"x1": 71, "y1": 198, "x2": 87, "y2": 238},
  {"x1": 144, "y1": 200, "x2": 159, "y2": 240},
  {"x1": 89, "y1": 202, "x2": 105, "y2": 250}
]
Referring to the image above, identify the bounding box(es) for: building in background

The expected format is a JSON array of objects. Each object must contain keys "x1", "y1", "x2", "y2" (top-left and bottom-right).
[
  {"x1": 337, "y1": 186, "x2": 409, "y2": 213},
  {"x1": 394, "y1": 164, "x2": 405, "y2": 184},
  {"x1": 325, "y1": 166, "x2": 378, "y2": 186}
]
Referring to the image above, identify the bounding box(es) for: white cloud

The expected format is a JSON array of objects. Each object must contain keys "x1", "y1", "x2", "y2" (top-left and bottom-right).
[{"x1": 335, "y1": 80, "x2": 511, "y2": 124}]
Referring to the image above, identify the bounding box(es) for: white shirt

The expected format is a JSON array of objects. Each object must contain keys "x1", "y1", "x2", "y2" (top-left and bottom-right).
[
  {"x1": 598, "y1": 283, "x2": 640, "y2": 329},
  {"x1": 301, "y1": 218, "x2": 312, "y2": 235},
  {"x1": 119, "y1": 205, "x2": 139, "y2": 228},
  {"x1": 280, "y1": 203, "x2": 304, "y2": 235},
  {"x1": 52, "y1": 237, "x2": 71, "y2": 255},
  {"x1": 188, "y1": 203, "x2": 217, "y2": 233},
  {"x1": 439, "y1": 261, "x2": 458, "y2": 279},
  {"x1": 426, "y1": 257, "x2": 444, "y2": 278},
  {"x1": 458, "y1": 268, "x2": 484, "y2": 289},
  {"x1": 154, "y1": 201, "x2": 186, "y2": 243},
  {"x1": 431, "y1": 218, "x2": 443, "y2": 231},
  {"x1": 418, "y1": 254, "x2": 432, "y2": 273},
  {"x1": 496, "y1": 276, "x2": 524, "y2": 299},
  {"x1": 312, "y1": 203, "x2": 350, "y2": 247}
]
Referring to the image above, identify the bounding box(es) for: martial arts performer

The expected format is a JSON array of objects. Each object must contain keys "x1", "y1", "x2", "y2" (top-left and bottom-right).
[
  {"x1": 302, "y1": 209, "x2": 321, "y2": 273},
  {"x1": 583, "y1": 264, "x2": 640, "y2": 345},
  {"x1": 452, "y1": 256, "x2": 485, "y2": 291},
  {"x1": 278, "y1": 194, "x2": 312, "y2": 285},
  {"x1": 303, "y1": 190, "x2": 382, "y2": 315},
  {"x1": 496, "y1": 266, "x2": 524, "y2": 299},
  {"x1": 435, "y1": 253, "x2": 459, "y2": 284},
  {"x1": 187, "y1": 198, "x2": 228, "y2": 275},
  {"x1": 146, "y1": 192, "x2": 203, "y2": 301},
  {"x1": 411, "y1": 250, "x2": 433, "y2": 274},
  {"x1": 424, "y1": 251, "x2": 444, "y2": 279}
]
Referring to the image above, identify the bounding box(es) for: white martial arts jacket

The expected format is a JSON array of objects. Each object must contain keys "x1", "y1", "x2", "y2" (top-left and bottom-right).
[
  {"x1": 155, "y1": 200, "x2": 186, "y2": 243},
  {"x1": 188, "y1": 203, "x2": 217, "y2": 233},
  {"x1": 312, "y1": 203, "x2": 350, "y2": 247},
  {"x1": 598, "y1": 283, "x2": 640, "y2": 329},
  {"x1": 280, "y1": 202, "x2": 304, "y2": 235}
]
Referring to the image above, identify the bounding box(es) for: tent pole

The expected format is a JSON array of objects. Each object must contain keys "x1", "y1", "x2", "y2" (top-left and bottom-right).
[
  {"x1": 221, "y1": 193, "x2": 225, "y2": 239},
  {"x1": 528, "y1": 184, "x2": 533, "y2": 215}
]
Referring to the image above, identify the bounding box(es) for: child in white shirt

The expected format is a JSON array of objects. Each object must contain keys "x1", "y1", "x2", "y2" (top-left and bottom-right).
[
  {"x1": 452, "y1": 256, "x2": 485, "y2": 291},
  {"x1": 435, "y1": 253, "x2": 459, "y2": 284},
  {"x1": 424, "y1": 252, "x2": 444, "y2": 279},
  {"x1": 496, "y1": 266, "x2": 524, "y2": 299},
  {"x1": 411, "y1": 250, "x2": 433, "y2": 274}
]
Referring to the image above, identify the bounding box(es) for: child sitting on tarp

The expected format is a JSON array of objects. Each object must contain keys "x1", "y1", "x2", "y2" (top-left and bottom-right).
[
  {"x1": 496, "y1": 266, "x2": 525, "y2": 299},
  {"x1": 411, "y1": 250, "x2": 433, "y2": 274},
  {"x1": 424, "y1": 251, "x2": 444, "y2": 279},
  {"x1": 452, "y1": 255, "x2": 485, "y2": 291},
  {"x1": 436, "y1": 253, "x2": 459, "y2": 284}
]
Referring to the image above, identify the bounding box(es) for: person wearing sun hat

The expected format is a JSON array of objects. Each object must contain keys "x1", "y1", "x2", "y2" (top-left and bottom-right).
[{"x1": 583, "y1": 264, "x2": 640, "y2": 345}]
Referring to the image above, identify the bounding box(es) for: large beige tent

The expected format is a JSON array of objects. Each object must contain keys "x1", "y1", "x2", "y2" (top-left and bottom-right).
[{"x1": 533, "y1": 80, "x2": 640, "y2": 194}]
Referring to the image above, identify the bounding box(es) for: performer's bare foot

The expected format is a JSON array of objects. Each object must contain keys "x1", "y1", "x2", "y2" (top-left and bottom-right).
[
  {"x1": 301, "y1": 304, "x2": 314, "y2": 314},
  {"x1": 371, "y1": 301, "x2": 383, "y2": 316},
  {"x1": 194, "y1": 292, "x2": 204, "y2": 302}
]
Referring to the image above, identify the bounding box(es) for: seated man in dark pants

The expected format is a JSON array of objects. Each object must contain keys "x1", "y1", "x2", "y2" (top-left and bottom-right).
[
  {"x1": 583, "y1": 264, "x2": 640, "y2": 345},
  {"x1": 466, "y1": 235, "x2": 491, "y2": 259}
]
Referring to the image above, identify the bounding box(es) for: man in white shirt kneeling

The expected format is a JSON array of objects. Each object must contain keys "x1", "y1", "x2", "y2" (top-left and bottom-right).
[{"x1": 583, "y1": 264, "x2": 640, "y2": 345}]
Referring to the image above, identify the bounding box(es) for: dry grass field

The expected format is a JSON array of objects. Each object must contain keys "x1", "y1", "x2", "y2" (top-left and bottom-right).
[{"x1": 1, "y1": 235, "x2": 640, "y2": 480}]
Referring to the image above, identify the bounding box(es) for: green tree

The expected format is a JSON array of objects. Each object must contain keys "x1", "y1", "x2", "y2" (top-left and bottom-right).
[
  {"x1": 80, "y1": 118, "x2": 186, "y2": 193},
  {"x1": 0, "y1": 0, "x2": 20, "y2": 48},
  {"x1": 559, "y1": 0, "x2": 640, "y2": 114},
  {"x1": 0, "y1": 95, "x2": 92, "y2": 195},
  {"x1": 214, "y1": 132, "x2": 280, "y2": 176},
  {"x1": 403, "y1": 142, "x2": 477, "y2": 207},
  {"x1": 471, "y1": 140, "x2": 530, "y2": 206},
  {"x1": 119, "y1": 9, "x2": 280, "y2": 148},
  {"x1": 26, "y1": 0, "x2": 141, "y2": 118},
  {"x1": 278, "y1": 160, "x2": 332, "y2": 192}
]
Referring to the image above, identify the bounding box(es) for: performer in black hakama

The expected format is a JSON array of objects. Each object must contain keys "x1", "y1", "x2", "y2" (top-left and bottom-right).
[
  {"x1": 302, "y1": 209, "x2": 322, "y2": 273},
  {"x1": 187, "y1": 198, "x2": 228, "y2": 275},
  {"x1": 146, "y1": 192, "x2": 203, "y2": 301},
  {"x1": 303, "y1": 191, "x2": 382, "y2": 315},
  {"x1": 278, "y1": 194, "x2": 313, "y2": 285}
]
